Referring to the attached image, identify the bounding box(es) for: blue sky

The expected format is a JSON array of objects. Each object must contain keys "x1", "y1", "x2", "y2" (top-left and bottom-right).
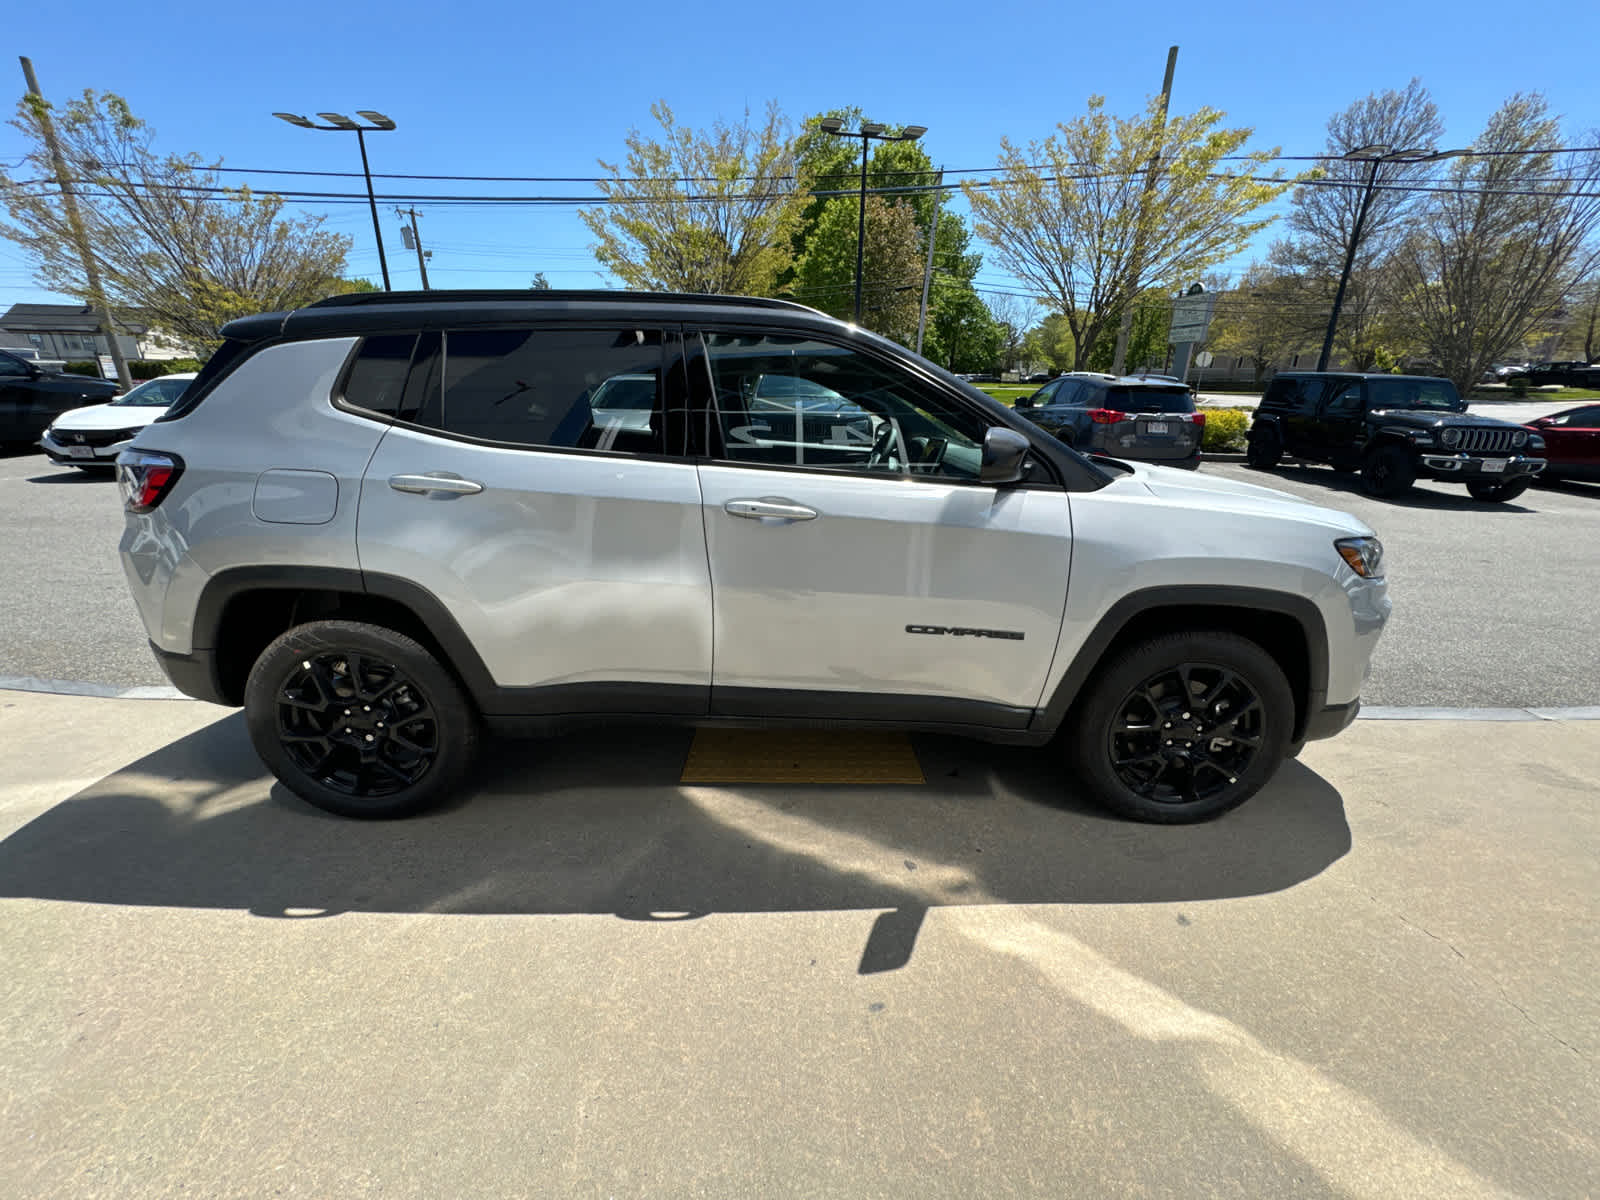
[{"x1": 3, "y1": 0, "x2": 1596, "y2": 312}]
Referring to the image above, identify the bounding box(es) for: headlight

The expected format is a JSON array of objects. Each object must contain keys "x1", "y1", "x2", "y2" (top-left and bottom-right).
[
  {"x1": 1336, "y1": 536, "x2": 1384, "y2": 579},
  {"x1": 1440, "y1": 427, "x2": 1461, "y2": 447},
  {"x1": 1512, "y1": 429, "x2": 1527, "y2": 447}
]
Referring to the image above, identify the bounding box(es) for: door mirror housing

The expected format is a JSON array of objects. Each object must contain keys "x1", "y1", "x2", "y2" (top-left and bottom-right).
[{"x1": 980, "y1": 426, "x2": 1030, "y2": 485}]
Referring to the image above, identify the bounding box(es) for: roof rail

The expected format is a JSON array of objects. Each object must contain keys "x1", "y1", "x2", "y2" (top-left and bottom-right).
[{"x1": 306, "y1": 288, "x2": 818, "y2": 313}]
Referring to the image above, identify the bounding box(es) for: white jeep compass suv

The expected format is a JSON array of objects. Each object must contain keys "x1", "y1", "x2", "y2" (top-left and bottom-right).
[{"x1": 116, "y1": 291, "x2": 1389, "y2": 823}]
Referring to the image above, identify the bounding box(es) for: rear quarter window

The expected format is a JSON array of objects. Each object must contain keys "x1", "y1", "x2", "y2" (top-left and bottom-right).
[{"x1": 340, "y1": 333, "x2": 418, "y2": 417}]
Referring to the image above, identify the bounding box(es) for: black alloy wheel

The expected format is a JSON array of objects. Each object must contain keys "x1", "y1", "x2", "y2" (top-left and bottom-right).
[
  {"x1": 1068, "y1": 631, "x2": 1293, "y2": 823},
  {"x1": 276, "y1": 652, "x2": 438, "y2": 798},
  {"x1": 245, "y1": 619, "x2": 479, "y2": 819}
]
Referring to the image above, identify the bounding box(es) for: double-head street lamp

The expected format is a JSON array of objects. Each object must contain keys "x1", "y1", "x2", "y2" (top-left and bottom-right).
[
  {"x1": 274, "y1": 109, "x2": 397, "y2": 291},
  {"x1": 1315, "y1": 142, "x2": 1466, "y2": 371},
  {"x1": 818, "y1": 117, "x2": 927, "y2": 324}
]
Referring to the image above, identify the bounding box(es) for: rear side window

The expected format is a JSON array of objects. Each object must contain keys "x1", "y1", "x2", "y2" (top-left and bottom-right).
[
  {"x1": 412, "y1": 327, "x2": 665, "y2": 455},
  {"x1": 341, "y1": 334, "x2": 417, "y2": 417},
  {"x1": 1106, "y1": 387, "x2": 1193, "y2": 414},
  {"x1": 1261, "y1": 377, "x2": 1321, "y2": 415}
]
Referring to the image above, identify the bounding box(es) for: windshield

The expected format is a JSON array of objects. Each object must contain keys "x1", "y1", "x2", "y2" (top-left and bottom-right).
[
  {"x1": 1106, "y1": 387, "x2": 1194, "y2": 414},
  {"x1": 111, "y1": 375, "x2": 192, "y2": 407},
  {"x1": 1368, "y1": 377, "x2": 1463, "y2": 412}
]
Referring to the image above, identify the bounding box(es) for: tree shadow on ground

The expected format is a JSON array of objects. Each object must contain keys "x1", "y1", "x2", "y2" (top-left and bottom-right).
[{"x1": 0, "y1": 715, "x2": 1351, "y2": 964}]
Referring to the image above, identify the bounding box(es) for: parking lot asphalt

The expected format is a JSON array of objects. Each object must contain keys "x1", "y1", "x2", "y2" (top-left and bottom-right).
[
  {"x1": 1, "y1": 692, "x2": 1595, "y2": 1197},
  {"x1": 3, "y1": 430, "x2": 1598, "y2": 707}
]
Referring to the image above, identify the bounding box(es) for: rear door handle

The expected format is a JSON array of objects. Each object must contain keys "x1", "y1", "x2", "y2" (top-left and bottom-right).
[
  {"x1": 388, "y1": 473, "x2": 484, "y2": 496},
  {"x1": 724, "y1": 498, "x2": 818, "y2": 522}
]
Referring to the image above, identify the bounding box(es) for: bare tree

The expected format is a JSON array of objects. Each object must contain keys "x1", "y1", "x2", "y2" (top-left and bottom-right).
[
  {"x1": 982, "y1": 291, "x2": 1036, "y2": 373},
  {"x1": 580, "y1": 101, "x2": 808, "y2": 295},
  {"x1": 1279, "y1": 81, "x2": 1444, "y2": 369},
  {"x1": 1389, "y1": 96, "x2": 1600, "y2": 395},
  {"x1": 964, "y1": 95, "x2": 1291, "y2": 370},
  {"x1": 0, "y1": 91, "x2": 352, "y2": 350}
]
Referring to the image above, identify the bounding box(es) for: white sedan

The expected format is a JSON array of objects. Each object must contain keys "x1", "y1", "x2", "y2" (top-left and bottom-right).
[{"x1": 40, "y1": 372, "x2": 195, "y2": 469}]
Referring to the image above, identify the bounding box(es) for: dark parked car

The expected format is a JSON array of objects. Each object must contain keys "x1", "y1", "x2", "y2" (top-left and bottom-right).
[
  {"x1": 1016, "y1": 372, "x2": 1203, "y2": 469},
  {"x1": 0, "y1": 348, "x2": 120, "y2": 447},
  {"x1": 1246, "y1": 372, "x2": 1545, "y2": 501},
  {"x1": 1524, "y1": 404, "x2": 1600, "y2": 483},
  {"x1": 1528, "y1": 361, "x2": 1600, "y2": 388}
]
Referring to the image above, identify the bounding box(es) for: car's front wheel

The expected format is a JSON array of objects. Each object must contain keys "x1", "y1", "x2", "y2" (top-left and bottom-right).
[
  {"x1": 1465, "y1": 477, "x2": 1531, "y2": 503},
  {"x1": 244, "y1": 619, "x2": 479, "y2": 819},
  {"x1": 1067, "y1": 631, "x2": 1294, "y2": 823}
]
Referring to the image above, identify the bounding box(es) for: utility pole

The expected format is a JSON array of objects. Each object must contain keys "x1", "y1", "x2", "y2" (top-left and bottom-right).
[
  {"x1": 1110, "y1": 45, "x2": 1178, "y2": 377},
  {"x1": 19, "y1": 56, "x2": 133, "y2": 391},
  {"x1": 397, "y1": 206, "x2": 430, "y2": 290},
  {"x1": 915, "y1": 168, "x2": 945, "y2": 355}
]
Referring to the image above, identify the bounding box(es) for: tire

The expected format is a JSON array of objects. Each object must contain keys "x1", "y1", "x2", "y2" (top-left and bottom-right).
[
  {"x1": 1465, "y1": 477, "x2": 1530, "y2": 503},
  {"x1": 1361, "y1": 443, "x2": 1416, "y2": 498},
  {"x1": 1067, "y1": 631, "x2": 1294, "y2": 824},
  {"x1": 1245, "y1": 425, "x2": 1282, "y2": 471},
  {"x1": 244, "y1": 619, "x2": 480, "y2": 819}
]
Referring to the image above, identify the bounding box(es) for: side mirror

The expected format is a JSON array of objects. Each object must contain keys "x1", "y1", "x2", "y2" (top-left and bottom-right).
[{"x1": 980, "y1": 426, "x2": 1030, "y2": 485}]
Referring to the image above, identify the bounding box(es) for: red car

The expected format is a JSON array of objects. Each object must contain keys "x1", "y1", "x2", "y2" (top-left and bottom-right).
[
  {"x1": 1525, "y1": 404, "x2": 1600, "y2": 484},
  {"x1": 1523, "y1": 404, "x2": 1600, "y2": 483}
]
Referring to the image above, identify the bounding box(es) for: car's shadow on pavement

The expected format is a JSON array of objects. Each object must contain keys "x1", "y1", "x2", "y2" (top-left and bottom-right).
[
  {"x1": 25, "y1": 467, "x2": 109, "y2": 483},
  {"x1": 1272, "y1": 461, "x2": 1536, "y2": 512},
  {"x1": 0, "y1": 714, "x2": 1352, "y2": 972}
]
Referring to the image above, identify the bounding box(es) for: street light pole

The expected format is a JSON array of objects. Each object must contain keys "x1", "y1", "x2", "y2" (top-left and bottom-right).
[
  {"x1": 1315, "y1": 143, "x2": 1459, "y2": 372},
  {"x1": 818, "y1": 118, "x2": 927, "y2": 326},
  {"x1": 273, "y1": 109, "x2": 397, "y2": 291}
]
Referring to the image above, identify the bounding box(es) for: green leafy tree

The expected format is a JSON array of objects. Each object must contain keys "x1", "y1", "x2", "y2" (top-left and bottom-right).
[
  {"x1": 530, "y1": 271, "x2": 552, "y2": 290},
  {"x1": 579, "y1": 101, "x2": 807, "y2": 295},
  {"x1": 1388, "y1": 94, "x2": 1600, "y2": 395},
  {"x1": 964, "y1": 95, "x2": 1292, "y2": 370},
  {"x1": 925, "y1": 280, "x2": 1003, "y2": 372},
  {"x1": 1022, "y1": 313, "x2": 1077, "y2": 373},
  {"x1": 0, "y1": 90, "x2": 352, "y2": 350},
  {"x1": 794, "y1": 194, "x2": 923, "y2": 342},
  {"x1": 1207, "y1": 263, "x2": 1321, "y2": 384}
]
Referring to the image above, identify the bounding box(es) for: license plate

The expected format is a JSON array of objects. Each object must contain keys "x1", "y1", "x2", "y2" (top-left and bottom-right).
[
  {"x1": 1481, "y1": 458, "x2": 1506, "y2": 473},
  {"x1": 1144, "y1": 421, "x2": 1168, "y2": 435},
  {"x1": 65, "y1": 445, "x2": 95, "y2": 459}
]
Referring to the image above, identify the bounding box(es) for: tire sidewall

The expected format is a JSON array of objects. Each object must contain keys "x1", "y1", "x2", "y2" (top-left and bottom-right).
[
  {"x1": 1362, "y1": 443, "x2": 1415, "y2": 497},
  {"x1": 1068, "y1": 632, "x2": 1295, "y2": 823},
  {"x1": 1246, "y1": 425, "x2": 1281, "y2": 470},
  {"x1": 244, "y1": 620, "x2": 479, "y2": 819}
]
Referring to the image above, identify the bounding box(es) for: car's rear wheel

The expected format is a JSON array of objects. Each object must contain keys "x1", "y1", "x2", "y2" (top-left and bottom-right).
[
  {"x1": 1067, "y1": 631, "x2": 1294, "y2": 823},
  {"x1": 1245, "y1": 426, "x2": 1282, "y2": 470},
  {"x1": 244, "y1": 620, "x2": 479, "y2": 819},
  {"x1": 1465, "y1": 477, "x2": 1531, "y2": 503},
  {"x1": 1361, "y1": 444, "x2": 1416, "y2": 497}
]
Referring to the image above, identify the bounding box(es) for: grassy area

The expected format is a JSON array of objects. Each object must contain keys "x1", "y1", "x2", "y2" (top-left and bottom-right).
[
  {"x1": 977, "y1": 385, "x2": 1036, "y2": 407},
  {"x1": 1469, "y1": 386, "x2": 1600, "y2": 402}
]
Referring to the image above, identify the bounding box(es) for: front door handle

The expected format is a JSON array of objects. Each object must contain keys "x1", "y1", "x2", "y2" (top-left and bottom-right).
[
  {"x1": 388, "y1": 473, "x2": 484, "y2": 496},
  {"x1": 724, "y1": 498, "x2": 818, "y2": 522}
]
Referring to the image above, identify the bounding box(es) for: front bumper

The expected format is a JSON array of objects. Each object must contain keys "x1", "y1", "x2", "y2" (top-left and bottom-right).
[
  {"x1": 1418, "y1": 453, "x2": 1545, "y2": 479},
  {"x1": 40, "y1": 428, "x2": 131, "y2": 465}
]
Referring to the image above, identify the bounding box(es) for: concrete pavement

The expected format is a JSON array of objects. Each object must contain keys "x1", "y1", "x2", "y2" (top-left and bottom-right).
[{"x1": 1, "y1": 689, "x2": 1596, "y2": 1197}]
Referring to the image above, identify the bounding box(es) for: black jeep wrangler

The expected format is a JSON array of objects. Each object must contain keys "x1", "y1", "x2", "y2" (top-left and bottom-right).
[{"x1": 1245, "y1": 372, "x2": 1546, "y2": 502}]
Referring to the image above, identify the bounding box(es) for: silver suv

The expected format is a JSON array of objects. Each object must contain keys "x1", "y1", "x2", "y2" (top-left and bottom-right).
[{"x1": 116, "y1": 290, "x2": 1390, "y2": 823}]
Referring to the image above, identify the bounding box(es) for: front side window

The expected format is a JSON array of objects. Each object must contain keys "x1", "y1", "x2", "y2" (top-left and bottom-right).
[
  {"x1": 0, "y1": 352, "x2": 26, "y2": 378},
  {"x1": 413, "y1": 327, "x2": 664, "y2": 455},
  {"x1": 702, "y1": 332, "x2": 987, "y2": 480},
  {"x1": 1323, "y1": 382, "x2": 1363, "y2": 416},
  {"x1": 1368, "y1": 377, "x2": 1462, "y2": 412}
]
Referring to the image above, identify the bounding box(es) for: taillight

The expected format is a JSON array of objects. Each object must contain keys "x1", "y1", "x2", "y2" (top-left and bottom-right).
[
  {"x1": 1187, "y1": 411, "x2": 1207, "y2": 426},
  {"x1": 116, "y1": 449, "x2": 184, "y2": 513},
  {"x1": 1088, "y1": 408, "x2": 1128, "y2": 424}
]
